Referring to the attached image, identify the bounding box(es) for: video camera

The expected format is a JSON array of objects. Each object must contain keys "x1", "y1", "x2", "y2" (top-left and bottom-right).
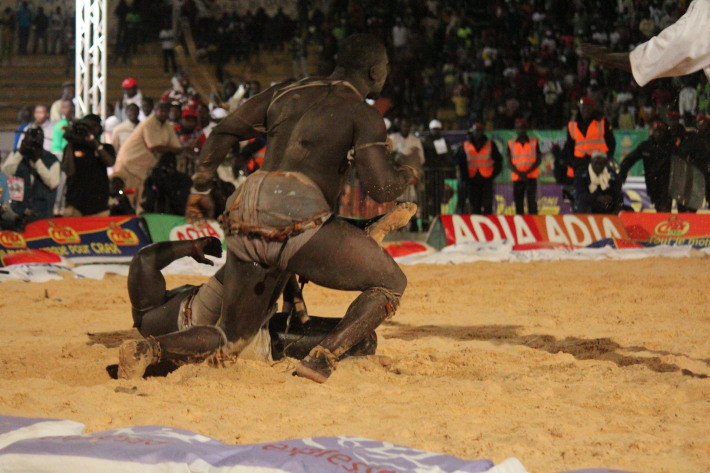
[
  {"x1": 19, "y1": 126, "x2": 44, "y2": 159},
  {"x1": 63, "y1": 120, "x2": 93, "y2": 145}
]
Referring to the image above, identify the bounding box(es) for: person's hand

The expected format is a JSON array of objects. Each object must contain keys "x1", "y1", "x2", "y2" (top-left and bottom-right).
[
  {"x1": 186, "y1": 192, "x2": 215, "y2": 224},
  {"x1": 397, "y1": 151, "x2": 423, "y2": 182},
  {"x1": 190, "y1": 236, "x2": 222, "y2": 265},
  {"x1": 580, "y1": 43, "x2": 613, "y2": 67},
  {"x1": 87, "y1": 133, "x2": 100, "y2": 149}
]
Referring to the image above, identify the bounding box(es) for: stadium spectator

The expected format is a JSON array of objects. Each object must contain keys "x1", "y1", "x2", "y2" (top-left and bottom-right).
[
  {"x1": 421, "y1": 119, "x2": 453, "y2": 226},
  {"x1": 159, "y1": 21, "x2": 177, "y2": 74},
  {"x1": 17, "y1": 105, "x2": 54, "y2": 152},
  {"x1": 112, "y1": 101, "x2": 181, "y2": 214},
  {"x1": 389, "y1": 117, "x2": 424, "y2": 228},
  {"x1": 455, "y1": 123, "x2": 502, "y2": 215},
  {"x1": 574, "y1": 152, "x2": 623, "y2": 214},
  {"x1": 174, "y1": 108, "x2": 206, "y2": 173},
  {"x1": 1, "y1": 126, "x2": 60, "y2": 222},
  {"x1": 0, "y1": 7, "x2": 15, "y2": 65},
  {"x1": 619, "y1": 121, "x2": 673, "y2": 212},
  {"x1": 48, "y1": 6, "x2": 65, "y2": 54},
  {"x1": 141, "y1": 97, "x2": 155, "y2": 118},
  {"x1": 160, "y1": 70, "x2": 202, "y2": 111},
  {"x1": 50, "y1": 99, "x2": 73, "y2": 158},
  {"x1": 112, "y1": 103, "x2": 141, "y2": 153},
  {"x1": 507, "y1": 119, "x2": 541, "y2": 215},
  {"x1": 32, "y1": 7, "x2": 48, "y2": 54},
  {"x1": 62, "y1": 115, "x2": 116, "y2": 217},
  {"x1": 115, "y1": 77, "x2": 145, "y2": 122},
  {"x1": 13, "y1": 106, "x2": 32, "y2": 151},
  {"x1": 15, "y1": 1, "x2": 31, "y2": 55},
  {"x1": 50, "y1": 81, "x2": 74, "y2": 123}
]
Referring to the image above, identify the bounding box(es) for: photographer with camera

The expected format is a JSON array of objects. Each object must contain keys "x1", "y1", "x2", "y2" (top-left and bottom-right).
[
  {"x1": 62, "y1": 114, "x2": 116, "y2": 217},
  {"x1": 1, "y1": 126, "x2": 60, "y2": 226}
]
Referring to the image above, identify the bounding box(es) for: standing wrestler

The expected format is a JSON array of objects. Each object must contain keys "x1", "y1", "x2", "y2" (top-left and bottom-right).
[{"x1": 118, "y1": 34, "x2": 422, "y2": 383}]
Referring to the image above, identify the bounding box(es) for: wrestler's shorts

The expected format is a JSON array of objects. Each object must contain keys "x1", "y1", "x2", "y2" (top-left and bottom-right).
[
  {"x1": 176, "y1": 277, "x2": 276, "y2": 362},
  {"x1": 223, "y1": 171, "x2": 332, "y2": 270}
]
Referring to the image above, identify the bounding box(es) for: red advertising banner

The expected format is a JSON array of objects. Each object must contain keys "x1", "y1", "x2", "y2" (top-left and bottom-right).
[
  {"x1": 436, "y1": 214, "x2": 629, "y2": 248},
  {"x1": 0, "y1": 216, "x2": 151, "y2": 265},
  {"x1": 620, "y1": 212, "x2": 710, "y2": 247}
]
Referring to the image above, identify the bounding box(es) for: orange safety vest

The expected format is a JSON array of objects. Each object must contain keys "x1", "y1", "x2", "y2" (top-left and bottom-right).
[
  {"x1": 567, "y1": 119, "x2": 608, "y2": 177},
  {"x1": 246, "y1": 140, "x2": 266, "y2": 172},
  {"x1": 508, "y1": 137, "x2": 539, "y2": 181},
  {"x1": 464, "y1": 140, "x2": 494, "y2": 178}
]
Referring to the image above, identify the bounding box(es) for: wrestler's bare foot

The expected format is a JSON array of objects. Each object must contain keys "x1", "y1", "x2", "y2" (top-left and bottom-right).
[
  {"x1": 294, "y1": 357, "x2": 332, "y2": 383},
  {"x1": 294, "y1": 345, "x2": 337, "y2": 383},
  {"x1": 366, "y1": 202, "x2": 418, "y2": 243},
  {"x1": 117, "y1": 339, "x2": 157, "y2": 380},
  {"x1": 191, "y1": 236, "x2": 223, "y2": 265}
]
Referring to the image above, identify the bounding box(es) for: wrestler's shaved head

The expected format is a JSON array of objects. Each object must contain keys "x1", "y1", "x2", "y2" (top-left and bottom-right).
[{"x1": 336, "y1": 34, "x2": 387, "y2": 74}]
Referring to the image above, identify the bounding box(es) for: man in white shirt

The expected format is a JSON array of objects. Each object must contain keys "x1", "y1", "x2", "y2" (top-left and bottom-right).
[
  {"x1": 581, "y1": 0, "x2": 710, "y2": 86},
  {"x1": 17, "y1": 105, "x2": 54, "y2": 152},
  {"x1": 112, "y1": 103, "x2": 141, "y2": 153}
]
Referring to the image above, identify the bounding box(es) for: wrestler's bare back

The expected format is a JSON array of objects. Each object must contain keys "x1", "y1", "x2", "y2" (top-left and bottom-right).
[{"x1": 253, "y1": 79, "x2": 388, "y2": 206}]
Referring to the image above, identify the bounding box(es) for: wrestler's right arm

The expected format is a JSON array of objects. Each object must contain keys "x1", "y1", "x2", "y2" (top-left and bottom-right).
[
  {"x1": 191, "y1": 87, "x2": 275, "y2": 192},
  {"x1": 353, "y1": 106, "x2": 423, "y2": 203}
]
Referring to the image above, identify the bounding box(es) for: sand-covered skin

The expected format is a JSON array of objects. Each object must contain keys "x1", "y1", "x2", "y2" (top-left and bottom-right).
[{"x1": 0, "y1": 258, "x2": 708, "y2": 473}]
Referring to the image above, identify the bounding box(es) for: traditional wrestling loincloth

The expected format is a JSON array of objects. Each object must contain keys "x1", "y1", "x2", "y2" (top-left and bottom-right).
[
  {"x1": 176, "y1": 276, "x2": 276, "y2": 361},
  {"x1": 222, "y1": 170, "x2": 332, "y2": 270}
]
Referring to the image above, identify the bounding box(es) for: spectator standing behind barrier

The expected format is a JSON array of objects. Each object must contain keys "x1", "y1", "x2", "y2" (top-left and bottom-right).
[
  {"x1": 563, "y1": 97, "x2": 616, "y2": 212},
  {"x1": 618, "y1": 121, "x2": 673, "y2": 212},
  {"x1": 421, "y1": 119, "x2": 453, "y2": 228},
  {"x1": 112, "y1": 103, "x2": 141, "y2": 153},
  {"x1": 1, "y1": 126, "x2": 60, "y2": 222},
  {"x1": 112, "y1": 102, "x2": 181, "y2": 214},
  {"x1": 62, "y1": 115, "x2": 116, "y2": 217},
  {"x1": 574, "y1": 152, "x2": 623, "y2": 214},
  {"x1": 507, "y1": 119, "x2": 541, "y2": 215},
  {"x1": 455, "y1": 123, "x2": 502, "y2": 215}
]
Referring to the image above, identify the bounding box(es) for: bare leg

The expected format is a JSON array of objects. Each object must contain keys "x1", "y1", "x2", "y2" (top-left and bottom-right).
[
  {"x1": 286, "y1": 217, "x2": 406, "y2": 382},
  {"x1": 119, "y1": 237, "x2": 223, "y2": 379},
  {"x1": 216, "y1": 250, "x2": 292, "y2": 354}
]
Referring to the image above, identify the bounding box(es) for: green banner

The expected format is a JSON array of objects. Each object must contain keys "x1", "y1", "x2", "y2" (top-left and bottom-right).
[{"x1": 142, "y1": 214, "x2": 227, "y2": 248}]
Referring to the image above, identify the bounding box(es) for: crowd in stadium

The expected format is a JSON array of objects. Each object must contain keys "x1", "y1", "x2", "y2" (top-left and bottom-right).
[{"x1": 1, "y1": 0, "x2": 709, "y2": 233}]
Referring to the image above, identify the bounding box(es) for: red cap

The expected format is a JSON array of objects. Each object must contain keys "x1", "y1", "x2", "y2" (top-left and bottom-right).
[
  {"x1": 181, "y1": 108, "x2": 198, "y2": 118},
  {"x1": 579, "y1": 96, "x2": 596, "y2": 107},
  {"x1": 514, "y1": 118, "x2": 529, "y2": 128},
  {"x1": 121, "y1": 77, "x2": 137, "y2": 89},
  {"x1": 470, "y1": 122, "x2": 485, "y2": 131},
  {"x1": 696, "y1": 113, "x2": 708, "y2": 123}
]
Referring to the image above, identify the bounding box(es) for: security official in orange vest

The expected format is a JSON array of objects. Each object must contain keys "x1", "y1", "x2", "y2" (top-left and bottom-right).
[
  {"x1": 507, "y1": 118, "x2": 541, "y2": 215},
  {"x1": 563, "y1": 96, "x2": 616, "y2": 212},
  {"x1": 455, "y1": 122, "x2": 502, "y2": 214}
]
